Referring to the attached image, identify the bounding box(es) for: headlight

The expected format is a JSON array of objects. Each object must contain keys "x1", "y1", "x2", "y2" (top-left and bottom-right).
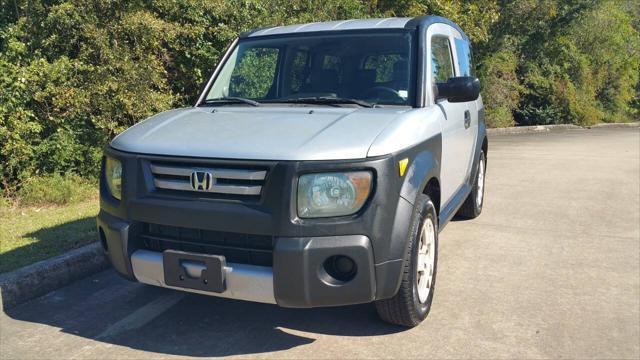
[
  {"x1": 104, "y1": 156, "x2": 123, "y2": 200},
  {"x1": 297, "y1": 171, "x2": 372, "y2": 218}
]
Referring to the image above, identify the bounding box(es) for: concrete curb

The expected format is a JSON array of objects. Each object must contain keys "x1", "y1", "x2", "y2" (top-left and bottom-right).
[
  {"x1": 487, "y1": 122, "x2": 639, "y2": 135},
  {"x1": 587, "y1": 122, "x2": 640, "y2": 129},
  {"x1": 0, "y1": 242, "x2": 109, "y2": 310},
  {"x1": 488, "y1": 124, "x2": 581, "y2": 135}
]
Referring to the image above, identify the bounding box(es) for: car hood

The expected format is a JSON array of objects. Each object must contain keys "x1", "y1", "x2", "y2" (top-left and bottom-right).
[{"x1": 110, "y1": 106, "x2": 411, "y2": 160}]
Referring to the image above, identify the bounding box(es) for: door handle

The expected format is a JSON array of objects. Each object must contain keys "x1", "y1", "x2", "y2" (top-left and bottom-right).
[{"x1": 464, "y1": 110, "x2": 471, "y2": 129}]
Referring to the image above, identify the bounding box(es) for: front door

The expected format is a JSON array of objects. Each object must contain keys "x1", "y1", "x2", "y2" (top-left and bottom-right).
[
  {"x1": 452, "y1": 36, "x2": 479, "y2": 187},
  {"x1": 429, "y1": 33, "x2": 468, "y2": 206}
]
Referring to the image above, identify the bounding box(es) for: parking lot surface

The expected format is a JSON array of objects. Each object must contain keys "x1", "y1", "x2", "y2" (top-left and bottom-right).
[{"x1": 1, "y1": 127, "x2": 639, "y2": 359}]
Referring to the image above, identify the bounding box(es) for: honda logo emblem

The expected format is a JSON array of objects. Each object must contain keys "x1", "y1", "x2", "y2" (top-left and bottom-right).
[{"x1": 190, "y1": 171, "x2": 213, "y2": 191}]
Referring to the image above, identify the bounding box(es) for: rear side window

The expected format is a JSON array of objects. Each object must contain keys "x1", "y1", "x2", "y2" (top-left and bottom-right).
[
  {"x1": 431, "y1": 36, "x2": 454, "y2": 83},
  {"x1": 454, "y1": 38, "x2": 474, "y2": 76}
]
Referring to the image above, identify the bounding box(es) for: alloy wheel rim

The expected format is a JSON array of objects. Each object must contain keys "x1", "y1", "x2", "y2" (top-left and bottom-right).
[
  {"x1": 476, "y1": 157, "x2": 485, "y2": 206},
  {"x1": 416, "y1": 217, "x2": 436, "y2": 303}
]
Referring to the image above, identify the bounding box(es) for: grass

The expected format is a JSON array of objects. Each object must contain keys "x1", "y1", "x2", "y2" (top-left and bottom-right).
[
  {"x1": 17, "y1": 174, "x2": 96, "y2": 206},
  {"x1": 0, "y1": 196, "x2": 99, "y2": 274}
]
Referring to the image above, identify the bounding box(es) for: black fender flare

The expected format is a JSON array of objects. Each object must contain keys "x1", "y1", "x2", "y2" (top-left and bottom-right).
[
  {"x1": 399, "y1": 149, "x2": 441, "y2": 206},
  {"x1": 375, "y1": 136, "x2": 442, "y2": 299}
]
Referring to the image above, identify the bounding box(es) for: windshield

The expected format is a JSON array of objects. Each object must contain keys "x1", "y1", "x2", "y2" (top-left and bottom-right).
[{"x1": 205, "y1": 31, "x2": 416, "y2": 107}]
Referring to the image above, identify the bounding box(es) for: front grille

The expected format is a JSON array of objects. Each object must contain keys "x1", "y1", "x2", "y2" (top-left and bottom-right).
[
  {"x1": 150, "y1": 162, "x2": 267, "y2": 198},
  {"x1": 139, "y1": 222, "x2": 273, "y2": 267}
]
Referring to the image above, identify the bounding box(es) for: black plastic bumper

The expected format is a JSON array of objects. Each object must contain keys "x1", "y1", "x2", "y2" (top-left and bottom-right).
[
  {"x1": 98, "y1": 211, "x2": 378, "y2": 307},
  {"x1": 274, "y1": 235, "x2": 375, "y2": 307}
]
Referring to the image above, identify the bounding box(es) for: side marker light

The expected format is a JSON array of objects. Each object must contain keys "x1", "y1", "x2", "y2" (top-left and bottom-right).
[{"x1": 399, "y1": 158, "x2": 409, "y2": 177}]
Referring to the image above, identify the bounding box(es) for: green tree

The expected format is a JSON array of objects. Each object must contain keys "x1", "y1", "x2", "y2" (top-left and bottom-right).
[
  {"x1": 0, "y1": 0, "x2": 367, "y2": 191},
  {"x1": 482, "y1": 0, "x2": 639, "y2": 125},
  {"x1": 370, "y1": 0, "x2": 499, "y2": 43},
  {"x1": 1, "y1": 0, "x2": 639, "y2": 192}
]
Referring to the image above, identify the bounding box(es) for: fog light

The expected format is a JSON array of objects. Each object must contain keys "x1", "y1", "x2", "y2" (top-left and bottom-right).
[
  {"x1": 335, "y1": 256, "x2": 354, "y2": 274},
  {"x1": 322, "y1": 255, "x2": 357, "y2": 283}
]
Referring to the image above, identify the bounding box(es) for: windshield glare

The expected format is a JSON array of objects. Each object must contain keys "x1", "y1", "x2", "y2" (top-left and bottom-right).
[{"x1": 206, "y1": 31, "x2": 416, "y2": 107}]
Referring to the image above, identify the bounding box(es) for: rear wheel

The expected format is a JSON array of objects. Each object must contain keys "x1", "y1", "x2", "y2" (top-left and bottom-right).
[
  {"x1": 457, "y1": 150, "x2": 486, "y2": 219},
  {"x1": 375, "y1": 194, "x2": 438, "y2": 327}
]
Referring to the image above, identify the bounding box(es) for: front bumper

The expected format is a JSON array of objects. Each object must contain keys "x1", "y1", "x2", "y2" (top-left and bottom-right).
[
  {"x1": 98, "y1": 147, "x2": 418, "y2": 307},
  {"x1": 98, "y1": 211, "x2": 377, "y2": 307}
]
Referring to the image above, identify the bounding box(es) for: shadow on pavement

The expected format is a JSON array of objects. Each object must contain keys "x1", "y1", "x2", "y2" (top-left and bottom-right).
[{"x1": 5, "y1": 269, "x2": 404, "y2": 357}]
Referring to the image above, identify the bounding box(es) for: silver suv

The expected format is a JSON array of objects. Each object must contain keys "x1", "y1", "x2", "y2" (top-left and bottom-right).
[{"x1": 97, "y1": 15, "x2": 487, "y2": 327}]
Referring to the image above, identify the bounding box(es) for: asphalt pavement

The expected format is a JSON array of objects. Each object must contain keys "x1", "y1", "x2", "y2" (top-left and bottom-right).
[{"x1": 1, "y1": 127, "x2": 638, "y2": 359}]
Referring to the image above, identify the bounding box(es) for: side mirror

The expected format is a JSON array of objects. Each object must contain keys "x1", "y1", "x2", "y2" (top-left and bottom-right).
[{"x1": 435, "y1": 76, "x2": 480, "y2": 103}]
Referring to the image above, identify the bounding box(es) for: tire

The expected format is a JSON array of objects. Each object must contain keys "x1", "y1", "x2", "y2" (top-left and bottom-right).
[
  {"x1": 457, "y1": 150, "x2": 486, "y2": 219},
  {"x1": 375, "y1": 194, "x2": 438, "y2": 327}
]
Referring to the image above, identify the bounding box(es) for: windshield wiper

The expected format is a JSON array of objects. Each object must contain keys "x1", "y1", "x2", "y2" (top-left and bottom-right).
[
  {"x1": 277, "y1": 96, "x2": 378, "y2": 108},
  {"x1": 202, "y1": 96, "x2": 261, "y2": 107}
]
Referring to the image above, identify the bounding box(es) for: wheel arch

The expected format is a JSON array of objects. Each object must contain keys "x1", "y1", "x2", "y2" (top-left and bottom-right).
[{"x1": 422, "y1": 177, "x2": 441, "y2": 218}]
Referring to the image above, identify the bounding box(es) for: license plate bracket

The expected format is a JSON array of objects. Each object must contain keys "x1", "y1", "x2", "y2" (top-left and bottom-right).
[{"x1": 163, "y1": 250, "x2": 226, "y2": 293}]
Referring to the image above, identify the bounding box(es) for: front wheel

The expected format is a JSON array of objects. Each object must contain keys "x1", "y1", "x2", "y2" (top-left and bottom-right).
[
  {"x1": 457, "y1": 150, "x2": 486, "y2": 219},
  {"x1": 375, "y1": 194, "x2": 438, "y2": 327}
]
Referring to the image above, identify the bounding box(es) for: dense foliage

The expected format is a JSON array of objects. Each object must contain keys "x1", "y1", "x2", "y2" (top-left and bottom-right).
[
  {"x1": 1, "y1": 0, "x2": 638, "y2": 191},
  {"x1": 477, "y1": 0, "x2": 640, "y2": 127}
]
